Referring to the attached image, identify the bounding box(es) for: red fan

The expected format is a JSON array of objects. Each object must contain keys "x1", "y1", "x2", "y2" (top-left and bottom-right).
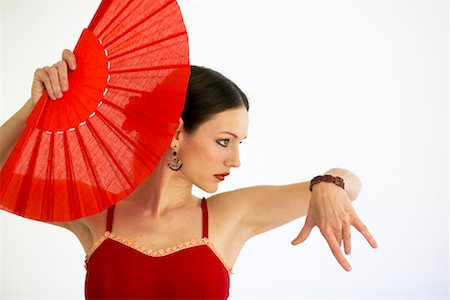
[{"x1": 0, "y1": 0, "x2": 190, "y2": 221}]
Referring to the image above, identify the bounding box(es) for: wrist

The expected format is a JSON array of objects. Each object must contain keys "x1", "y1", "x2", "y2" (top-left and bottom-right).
[
  {"x1": 309, "y1": 174, "x2": 345, "y2": 192},
  {"x1": 20, "y1": 98, "x2": 35, "y2": 121}
]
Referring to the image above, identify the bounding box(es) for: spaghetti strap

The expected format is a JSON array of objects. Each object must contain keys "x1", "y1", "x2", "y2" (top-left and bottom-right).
[
  {"x1": 106, "y1": 204, "x2": 115, "y2": 232},
  {"x1": 201, "y1": 197, "x2": 208, "y2": 238}
]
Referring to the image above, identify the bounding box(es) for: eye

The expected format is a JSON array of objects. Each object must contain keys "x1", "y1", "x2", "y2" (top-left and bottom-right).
[{"x1": 217, "y1": 139, "x2": 229, "y2": 147}]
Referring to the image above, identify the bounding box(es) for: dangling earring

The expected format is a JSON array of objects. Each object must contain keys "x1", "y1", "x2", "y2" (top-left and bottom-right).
[{"x1": 168, "y1": 145, "x2": 183, "y2": 171}]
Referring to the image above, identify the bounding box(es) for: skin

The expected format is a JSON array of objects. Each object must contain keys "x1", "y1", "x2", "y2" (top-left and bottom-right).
[
  {"x1": 4, "y1": 49, "x2": 377, "y2": 274},
  {"x1": 75, "y1": 106, "x2": 250, "y2": 271}
]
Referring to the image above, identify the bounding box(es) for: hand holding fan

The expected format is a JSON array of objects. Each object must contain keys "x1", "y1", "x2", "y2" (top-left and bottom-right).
[{"x1": 0, "y1": 0, "x2": 190, "y2": 221}]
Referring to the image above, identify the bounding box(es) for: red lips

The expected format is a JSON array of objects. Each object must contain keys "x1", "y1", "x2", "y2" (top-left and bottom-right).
[
  {"x1": 214, "y1": 172, "x2": 229, "y2": 181},
  {"x1": 215, "y1": 172, "x2": 230, "y2": 177}
]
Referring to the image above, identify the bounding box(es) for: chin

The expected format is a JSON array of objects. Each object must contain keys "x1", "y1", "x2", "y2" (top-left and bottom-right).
[{"x1": 197, "y1": 182, "x2": 219, "y2": 194}]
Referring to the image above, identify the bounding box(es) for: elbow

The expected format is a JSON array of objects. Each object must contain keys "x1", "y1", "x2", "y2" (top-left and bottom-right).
[
  {"x1": 349, "y1": 176, "x2": 362, "y2": 202},
  {"x1": 326, "y1": 167, "x2": 362, "y2": 202},
  {"x1": 344, "y1": 170, "x2": 362, "y2": 202}
]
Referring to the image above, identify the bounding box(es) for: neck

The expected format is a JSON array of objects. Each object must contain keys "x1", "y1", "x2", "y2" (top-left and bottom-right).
[{"x1": 123, "y1": 149, "x2": 198, "y2": 218}]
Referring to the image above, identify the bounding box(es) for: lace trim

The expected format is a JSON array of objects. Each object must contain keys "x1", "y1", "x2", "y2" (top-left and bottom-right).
[{"x1": 85, "y1": 231, "x2": 234, "y2": 275}]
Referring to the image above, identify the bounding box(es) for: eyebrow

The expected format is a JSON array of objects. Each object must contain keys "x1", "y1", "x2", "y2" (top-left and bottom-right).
[{"x1": 220, "y1": 131, "x2": 247, "y2": 140}]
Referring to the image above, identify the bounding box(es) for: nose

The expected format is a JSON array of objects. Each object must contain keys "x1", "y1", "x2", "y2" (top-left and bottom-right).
[{"x1": 226, "y1": 147, "x2": 241, "y2": 168}]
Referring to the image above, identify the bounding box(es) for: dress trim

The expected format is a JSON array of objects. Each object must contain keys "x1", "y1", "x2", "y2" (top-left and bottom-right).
[{"x1": 84, "y1": 231, "x2": 234, "y2": 275}]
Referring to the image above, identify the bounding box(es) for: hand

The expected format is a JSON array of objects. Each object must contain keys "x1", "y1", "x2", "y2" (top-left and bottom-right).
[
  {"x1": 30, "y1": 49, "x2": 76, "y2": 106},
  {"x1": 291, "y1": 183, "x2": 378, "y2": 272}
]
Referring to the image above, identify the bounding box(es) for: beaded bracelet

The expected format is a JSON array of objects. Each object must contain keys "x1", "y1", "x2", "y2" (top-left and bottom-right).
[{"x1": 309, "y1": 174, "x2": 345, "y2": 192}]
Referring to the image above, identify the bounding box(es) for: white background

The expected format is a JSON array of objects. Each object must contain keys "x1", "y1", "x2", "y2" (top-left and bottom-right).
[{"x1": 1, "y1": 0, "x2": 448, "y2": 299}]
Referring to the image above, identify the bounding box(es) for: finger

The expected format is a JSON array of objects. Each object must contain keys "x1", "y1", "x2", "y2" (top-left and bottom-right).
[
  {"x1": 334, "y1": 229, "x2": 342, "y2": 247},
  {"x1": 291, "y1": 217, "x2": 314, "y2": 245},
  {"x1": 353, "y1": 216, "x2": 378, "y2": 248},
  {"x1": 36, "y1": 68, "x2": 56, "y2": 100},
  {"x1": 323, "y1": 230, "x2": 352, "y2": 272},
  {"x1": 55, "y1": 60, "x2": 69, "y2": 92},
  {"x1": 343, "y1": 225, "x2": 351, "y2": 255},
  {"x1": 62, "y1": 49, "x2": 76, "y2": 70},
  {"x1": 45, "y1": 66, "x2": 63, "y2": 99}
]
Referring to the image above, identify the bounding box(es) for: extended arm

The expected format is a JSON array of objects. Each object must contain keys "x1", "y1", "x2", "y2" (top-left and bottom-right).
[
  {"x1": 236, "y1": 167, "x2": 362, "y2": 238},
  {"x1": 220, "y1": 167, "x2": 376, "y2": 271}
]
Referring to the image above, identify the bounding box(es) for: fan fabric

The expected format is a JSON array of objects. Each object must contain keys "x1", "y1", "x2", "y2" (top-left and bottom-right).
[{"x1": 0, "y1": 0, "x2": 190, "y2": 221}]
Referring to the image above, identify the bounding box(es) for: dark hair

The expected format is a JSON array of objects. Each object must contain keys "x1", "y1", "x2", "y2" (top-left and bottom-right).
[{"x1": 181, "y1": 65, "x2": 249, "y2": 135}]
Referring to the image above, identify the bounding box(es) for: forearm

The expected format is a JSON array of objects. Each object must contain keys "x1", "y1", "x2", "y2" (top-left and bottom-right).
[
  {"x1": 0, "y1": 98, "x2": 35, "y2": 168},
  {"x1": 322, "y1": 168, "x2": 362, "y2": 202}
]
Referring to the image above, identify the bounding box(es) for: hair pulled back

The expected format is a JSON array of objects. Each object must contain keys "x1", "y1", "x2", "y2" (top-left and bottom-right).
[{"x1": 181, "y1": 66, "x2": 249, "y2": 135}]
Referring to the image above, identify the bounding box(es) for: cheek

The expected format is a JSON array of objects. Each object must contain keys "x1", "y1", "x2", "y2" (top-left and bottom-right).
[
  {"x1": 184, "y1": 142, "x2": 221, "y2": 172},
  {"x1": 199, "y1": 144, "x2": 221, "y2": 169},
  {"x1": 204, "y1": 144, "x2": 219, "y2": 160}
]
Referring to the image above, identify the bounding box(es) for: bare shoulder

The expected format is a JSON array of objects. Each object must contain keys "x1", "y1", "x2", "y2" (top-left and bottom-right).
[
  {"x1": 206, "y1": 191, "x2": 244, "y2": 226},
  {"x1": 205, "y1": 188, "x2": 270, "y2": 269},
  {"x1": 206, "y1": 188, "x2": 255, "y2": 241},
  {"x1": 206, "y1": 185, "x2": 270, "y2": 222}
]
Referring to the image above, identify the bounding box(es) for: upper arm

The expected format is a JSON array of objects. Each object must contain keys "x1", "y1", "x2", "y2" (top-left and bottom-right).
[
  {"x1": 216, "y1": 181, "x2": 312, "y2": 240},
  {"x1": 47, "y1": 220, "x2": 89, "y2": 236},
  {"x1": 46, "y1": 219, "x2": 93, "y2": 253},
  {"x1": 47, "y1": 221, "x2": 73, "y2": 231}
]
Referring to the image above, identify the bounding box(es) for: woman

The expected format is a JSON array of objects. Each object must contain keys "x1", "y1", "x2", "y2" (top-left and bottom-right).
[{"x1": 0, "y1": 49, "x2": 377, "y2": 299}]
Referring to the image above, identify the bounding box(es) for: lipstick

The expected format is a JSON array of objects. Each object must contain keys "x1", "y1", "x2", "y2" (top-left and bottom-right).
[{"x1": 214, "y1": 172, "x2": 229, "y2": 181}]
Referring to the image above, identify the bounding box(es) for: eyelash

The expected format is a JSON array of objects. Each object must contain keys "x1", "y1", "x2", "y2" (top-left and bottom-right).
[
  {"x1": 217, "y1": 139, "x2": 243, "y2": 147},
  {"x1": 217, "y1": 139, "x2": 229, "y2": 147}
]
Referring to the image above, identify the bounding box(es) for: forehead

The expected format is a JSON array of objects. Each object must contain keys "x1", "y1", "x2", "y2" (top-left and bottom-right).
[{"x1": 201, "y1": 108, "x2": 249, "y2": 138}]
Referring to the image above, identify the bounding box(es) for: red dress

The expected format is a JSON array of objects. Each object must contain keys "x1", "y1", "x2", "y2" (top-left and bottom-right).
[{"x1": 84, "y1": 197, "x2": 233, "y2": 299}]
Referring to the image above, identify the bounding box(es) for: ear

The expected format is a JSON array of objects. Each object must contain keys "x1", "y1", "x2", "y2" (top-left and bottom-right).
[{"x1": 170, "y1": 117, "x2": 184, "y2": 147}]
